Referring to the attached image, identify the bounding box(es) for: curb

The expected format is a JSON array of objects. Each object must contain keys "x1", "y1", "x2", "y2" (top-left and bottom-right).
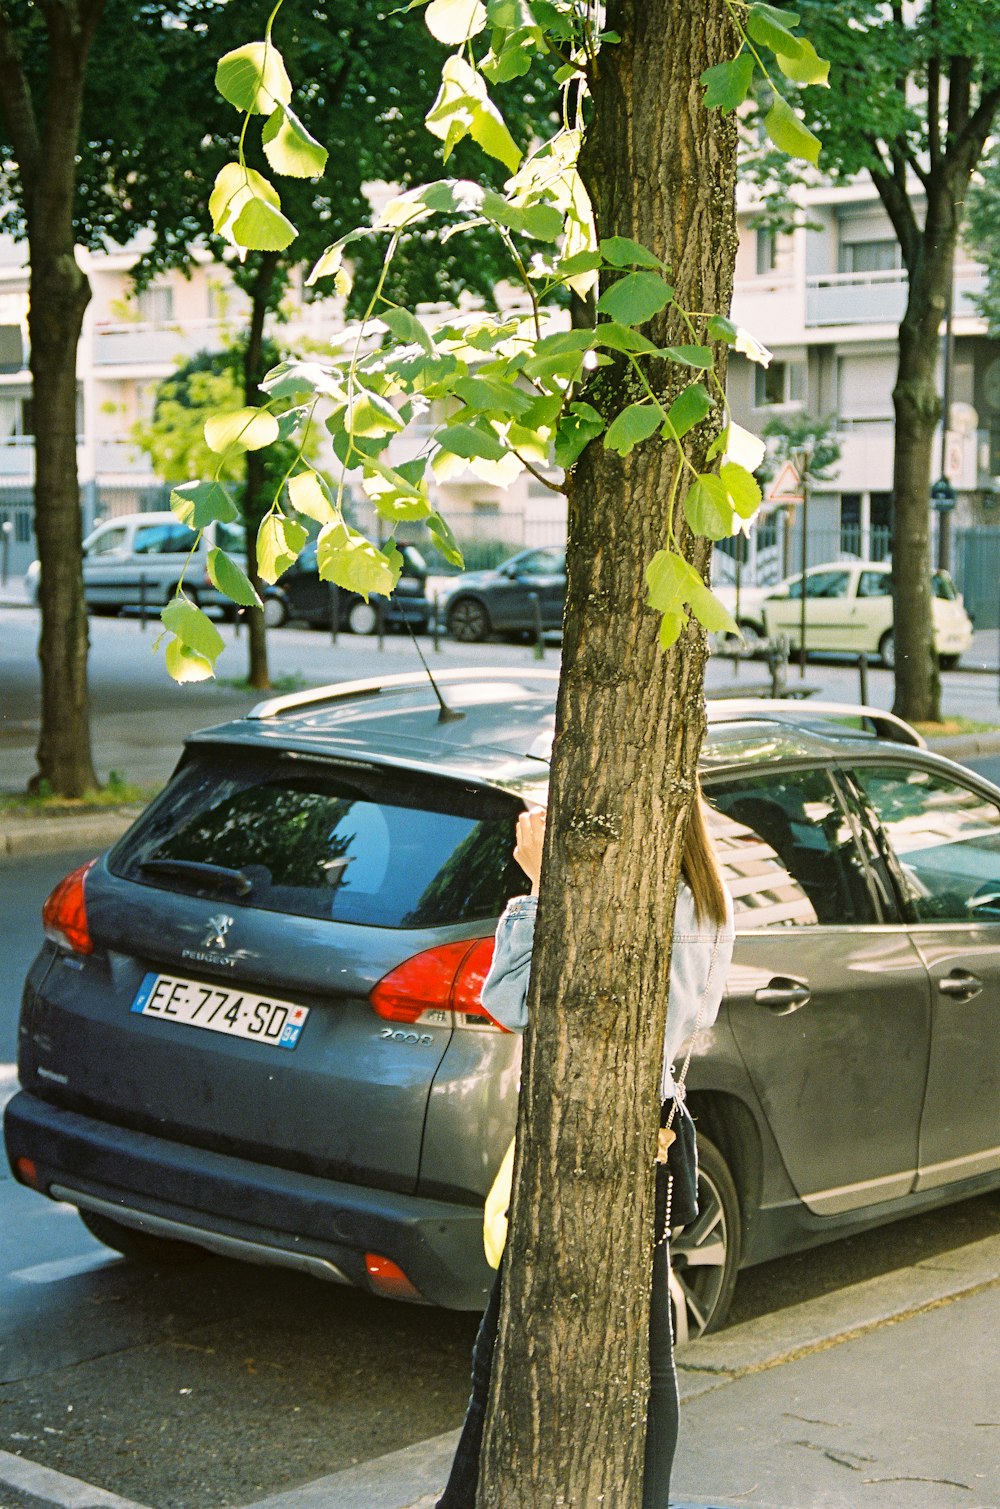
[
  {"x1": 0, "y1": 807, "x2": 144, "y2": 858},
  {"x1": 925, "y1": 730, "x2": 1000, "y2": 760},
  {"x1": 0, "y1": 1450, "x2": 150, "y2": 1509}
]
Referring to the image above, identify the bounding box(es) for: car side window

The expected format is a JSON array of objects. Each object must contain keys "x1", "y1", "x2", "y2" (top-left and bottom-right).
[
  {"x1": 805, "y1": 570, "x2": 850, "y2": 599},
  {"x1": 858, "y1": 571, "x2": 891, "y2": 598},
  {"x1": 87, "y1": 526, "x2": 127, "y2": 557},
  {"x1": 852, "y1": 765, "x2": 1000, "y2": 923},
  {"x1": 515, "y1": 549, "x2": 564, "y2": 577},
  {"x1": 216, "y1": 522, "x2": 246, "y2": 555},
  {"x1": 704, "y1": 768, "x2": 878, "y2": 928},
  {"x1": 134, "y1": 523, "x2": 196, "y2": 555}
]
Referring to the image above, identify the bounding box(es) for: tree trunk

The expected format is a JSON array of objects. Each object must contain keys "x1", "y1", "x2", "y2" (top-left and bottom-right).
[
  {"x1": 478, "y1": 4, "x2": 738, "y2": 1505},
  {"x1": 241, "y1": 252, "x2": 280, "y2": 691},
  {"x1": 20, "y1": 4, "x2": 105, "y2": 796}
]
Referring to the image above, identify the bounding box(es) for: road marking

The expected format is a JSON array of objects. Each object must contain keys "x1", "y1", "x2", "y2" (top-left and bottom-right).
[
  {"x1": 10, "y1": 1250, "x2": 119, "y2": 1285},
  {"x1": 0, "y1": 1448, "x2": 151, "y2": 1508}
]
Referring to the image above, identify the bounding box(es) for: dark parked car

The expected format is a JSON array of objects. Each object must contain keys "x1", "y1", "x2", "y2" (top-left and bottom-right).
[
  {"x1": 263, "y1": 540, "x2": 431, "y2": 634},
  {"x1": 443, "y1": 546, "x2": 566, "y2": 642},
  {"x1": 8, "y1": 676, "x2": 1000, "y2": 1343}
]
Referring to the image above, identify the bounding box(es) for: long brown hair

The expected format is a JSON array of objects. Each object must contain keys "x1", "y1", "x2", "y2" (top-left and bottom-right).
[{"x1": 681, "y1": 782, "x2": 729, "y2": 927}]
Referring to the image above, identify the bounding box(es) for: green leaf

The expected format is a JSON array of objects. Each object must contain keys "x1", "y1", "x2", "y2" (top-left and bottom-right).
[
  {"x1": 453, "y1": 373, "x2": 535, "y2": 418},
  {"x1": 661, "y1": 383, "x2": 713, "y2": 442},
  {"x1": 381, "y1": 307, "x2": 435, "y2": 356},
  {"x1": 470, "y1": 100, "x2": 522, "y2": 173},
  {"x1": 593, "y1": 322, "x2": 661, "y2": 355},
  {"x1": 169, "y1": 480, "x2": 238, "y2": 529},
  {"x1": 288, "y1": 470, "x2": 336, "y2": 525},
  {"x1": 646, "y1": 550, "x2": 693, "y2": 648},
  {"x1": 209, "y1": 163, "x2": 281, "y2": 248},
  {"x1": 162, "y1": 597, "x2": 225, "y2": 663},
  {"x1": 257, "y1": 514, "x2": 308, "y2": 585},
  {"x1": 165, "y1": 639, "x2": 215, "y2": 683},
  {"x1": 661, "y1": 344, "x2": 714, "y2": 369},
  {"x1": 262, "y1": 104, "x2": 329, "y2": 179},
  {"x1": 207, "y1": 548, "x2": 262, "y2": 609},
  {"x1": 426, "y1": 510, "x2": 465, "y2": 569},
  {"x1": 205, "y1": 407, "x2": 279, "y2": 454},
  {"x1": 721, "y1": 462, "x2": 763, "y2": 519},
  {"x1": 316, "y1": 521, "x2": 402, "y2": 600},
  {"x1": 684, "y1": 473, "x2": 735, "y2": 540},
  {"x1": 599, "y1": 236, "x2": 663, "y2": 269},
  {"x1": 436, "y1": 422, "x2": 507, "y2": 461},
  {"x1": 557, "y1": 250, "x2": 604, "y2": 278},
  {"x1": 700, "y1": 51, "x2": 755, "y2": 111},
  {"x1": 688, "y1": 579, "x2": 739, "y2": 635},
  {"x1": 232, "y1": 195, "x2": 297, "y2": 252},
  {"x1": 555, "y1": 402, "x2": 604, "y2": 468},
  {"x1": 707, "y1": 315, "x2": 738, "y2": 344},
  {"x1": 347, "y1": 390, "x2": 405, "y2": 437},
  {"x1": 604, "y1": 403, "x2": 663, "y2": 457},
  {"x1": 764, "y1": 94, "x2": 821, "y2": 166},
  {"x1": 747, "y1": 3, "x2": 804, "y2": 60},
  {"x1": 775, "y1": 38, "x2": 830, "y2": 87},
  {"x1": 597, "y1": 271, "x2": 673, "y2": 325},
  {"x1": 425, "y1": 0, "x2": 488, "y2": 44},
  {"x1": 216, "y1": 41, "x2": 293, "y2": 115}
]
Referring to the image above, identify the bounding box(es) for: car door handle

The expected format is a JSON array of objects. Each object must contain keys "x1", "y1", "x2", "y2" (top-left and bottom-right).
[
  {"x1": 754, "y1": 978, "x2": 811, "y2": 1014},
  {"x1": 937, "y1": 970, "x2": 983, "y2": 1002}
]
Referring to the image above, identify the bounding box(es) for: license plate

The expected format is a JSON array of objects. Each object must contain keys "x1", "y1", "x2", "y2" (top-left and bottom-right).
[{"x1": 131, "y1": 973, "x2": 308, "y2": 1050}]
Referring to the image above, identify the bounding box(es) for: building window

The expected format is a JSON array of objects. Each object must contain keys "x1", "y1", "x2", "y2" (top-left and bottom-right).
[
  {"x1": 754, "y1": 360, "x2": 805, "y2": 407},
  {"x1": 136, "y1": 284, "x2": 174, "y2": 324},
  {"x1": 840, "y1": 493, "x2": 861, "y2": 555},
  {"x1": 756, "y1": 228, "x2": 777, "y2": 275},
  {"x1": 871, "y1": 492, "x2": 892, "y2": 559},
  {"x1": 838, "y1": 240, "x2": 901, "y2": 275}
]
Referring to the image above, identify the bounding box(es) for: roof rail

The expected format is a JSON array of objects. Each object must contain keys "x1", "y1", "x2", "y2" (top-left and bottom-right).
[
  {"x1": 249, "y1": 666, "x2": 561, "y2": 720},
  {"x1": 706, "y1": 698, "x2": 926, "y2": 748}
]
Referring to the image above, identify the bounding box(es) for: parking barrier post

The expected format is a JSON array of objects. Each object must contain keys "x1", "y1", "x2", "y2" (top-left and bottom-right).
[
  {"x1": 433, "y1": 592, "x2": 442, "y2": 653},
  {"x1": 328, "y1": 583, "x2": 339, "y2": 645},
  {"x1": 139, "y1": 574, "x2": 147, "y2": 632},
  {"x1": 377, "y1": 595, "x2": 385, "y2": 652},
  {"x1": 530, "y1": 591, "x2": 544, "y2": 659},
  {"x1": 858, "y1": 652, "x2": 869, "y2": 705}
]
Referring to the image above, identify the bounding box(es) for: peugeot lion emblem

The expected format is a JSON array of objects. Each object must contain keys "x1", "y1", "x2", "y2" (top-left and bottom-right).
[{"x1": 204, "y1": 914, "x2": 234, "y2": 950}]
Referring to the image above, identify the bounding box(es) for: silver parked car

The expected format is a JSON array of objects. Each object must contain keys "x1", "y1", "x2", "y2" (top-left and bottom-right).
[
  {"x1": 26, "y1": 511, "x2": 247, "y2": 615},
  {"x1": 7, "y1": 676, "x2": 1000, "y2": 1342}
]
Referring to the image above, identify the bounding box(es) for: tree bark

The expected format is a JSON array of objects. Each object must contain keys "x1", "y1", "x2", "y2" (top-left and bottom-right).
[
  {"x1": 1, "y1": 2, "x2": 105, "y2": 794},
  {"x1": 478, "y1": 4, "x2": 738, "y2": 1505},
  {"x1": 241, "y1": 252, "x2": 280, "y2": 691}
]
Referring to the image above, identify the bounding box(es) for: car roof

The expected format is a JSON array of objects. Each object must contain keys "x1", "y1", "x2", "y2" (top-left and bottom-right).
[{"x1": 183, "y1": 670, "x2": 926, "y2": 798}]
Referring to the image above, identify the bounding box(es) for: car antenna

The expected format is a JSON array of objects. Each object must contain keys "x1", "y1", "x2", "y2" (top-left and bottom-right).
[{"x1": 400, "y1": 605, "x2": 465, "y2": 723}]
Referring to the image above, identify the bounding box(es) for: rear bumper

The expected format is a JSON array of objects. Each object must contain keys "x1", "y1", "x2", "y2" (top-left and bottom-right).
[{"x1": 4, "y1": 1090, "x2": 492, "y2": 1310}]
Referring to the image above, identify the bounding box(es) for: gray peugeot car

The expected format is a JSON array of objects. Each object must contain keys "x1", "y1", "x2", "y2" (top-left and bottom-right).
[{"x1": 7, "y1": 670, "x2": 1000, "y2": 1341}]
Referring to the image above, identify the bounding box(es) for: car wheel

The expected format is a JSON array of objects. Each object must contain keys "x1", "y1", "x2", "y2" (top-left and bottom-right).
[
  {"x1": 347, "y1": 600, "x2": 379, "y2": 635},
  {"x1": 879, "y1": 629, "x2": 895, "y2": 669},
  {"x1": 78, "y1": 1207, "x2": 203, "y2": 1266},
  {"x1": 938, "y1": 652, "x2": 960, "y2": 671},
  {"x1": 263, "y1": 594, "x2": 288, "y2": 629},
  {"x1": 447, "y1": 597, "x2": 491, "y2": 643},
  {"x1": 669, "y1": 1134, "x2": 741, "y2": 1346}
]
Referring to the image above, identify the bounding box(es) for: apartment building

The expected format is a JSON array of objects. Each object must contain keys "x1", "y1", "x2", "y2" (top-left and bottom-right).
[{"x1": 727, "y1": 179, "x2": 997, "y2": 590}]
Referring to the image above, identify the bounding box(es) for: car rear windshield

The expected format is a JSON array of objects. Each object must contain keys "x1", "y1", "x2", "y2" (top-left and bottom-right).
[{"x1": 109, "y1": 749, "x2": 529, "y2": 928}]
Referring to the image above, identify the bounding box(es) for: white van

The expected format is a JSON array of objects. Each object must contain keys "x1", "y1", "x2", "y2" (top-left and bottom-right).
[{"x1": 26, "y1": 511, "x2": 247, "y2": 615}]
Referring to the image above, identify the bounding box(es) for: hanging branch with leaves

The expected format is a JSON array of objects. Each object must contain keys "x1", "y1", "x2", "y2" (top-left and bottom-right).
[{"x1": 156, "y1": 0, "x2": 830, "y2": 683}]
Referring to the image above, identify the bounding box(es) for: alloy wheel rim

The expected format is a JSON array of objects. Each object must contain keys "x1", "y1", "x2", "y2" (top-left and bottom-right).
[
  {"x1": 451, "y1": 602, "x2": 486, "y2": 641},
  {"x1": 669, "y1": 1166, "x2": 729, "y2": 1347}
]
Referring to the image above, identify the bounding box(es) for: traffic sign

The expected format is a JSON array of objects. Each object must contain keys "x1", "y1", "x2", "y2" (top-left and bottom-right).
[{"x1": 767, "y1": 459, "x2": 803, "y2": 505}]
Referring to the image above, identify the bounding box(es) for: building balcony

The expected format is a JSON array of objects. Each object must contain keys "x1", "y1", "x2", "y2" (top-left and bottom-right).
[
  {"x1": 94, "y1": 437, "x2": 156, "y2": 476},
  {"x1": 805, "y1": 267, "x2": 987, "y2": 328},
  {"x1": 90, "y1": 319, "x2": 228, "y2": 369},
  {"x1": 0, "y1": 436, "x2": 34, "y2": 477}
]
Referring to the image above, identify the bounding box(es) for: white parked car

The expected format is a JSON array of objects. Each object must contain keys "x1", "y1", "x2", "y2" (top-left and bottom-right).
[
  {"x1": 25, "y1": 512, "x2": 246, "y2": 615},
  {"x1": 716, "y1": 560, "x2": 972, "y2": 669}
]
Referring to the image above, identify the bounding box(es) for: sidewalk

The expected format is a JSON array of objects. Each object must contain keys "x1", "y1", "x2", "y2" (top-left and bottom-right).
[{"x1": 3, "y1": 1231, "x2": 996, "y2": 1507}]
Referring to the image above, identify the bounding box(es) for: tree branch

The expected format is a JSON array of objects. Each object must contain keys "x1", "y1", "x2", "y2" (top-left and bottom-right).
[
  {"x1": 865, "y1": 135, "x2": 920, "y2": 266},
  {"x1": 0, "y1": 6, "x2": 41, "y2": 183},
  {"x1": 946, "y1": 54, "x2": 972, "y2": 147},
  {"x1": 950, "y1": 82, "x2": 1000, "y2": 167}
]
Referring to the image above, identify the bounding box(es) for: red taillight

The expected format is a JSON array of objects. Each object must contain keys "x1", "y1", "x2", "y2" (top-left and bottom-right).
[
  {"x1": 14, "y1": 1156, "x2": 40, "y2": 1189},
  {"x1": 42, "y1": 859, "x2": 96, "y2": 955},
  {"x1": 364, "y1": 1253, "x2": 423, "y2": 1301},
  {"x1": 369, "y1": 936, "x2": 502, "y2": 1027}
]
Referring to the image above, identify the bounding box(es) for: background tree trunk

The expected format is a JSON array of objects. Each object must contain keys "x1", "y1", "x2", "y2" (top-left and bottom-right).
[
  {"x1": 241, "y1": 252, "x2": 280, "y2": 691},
  {"x1": 15, "y1": 2, "x2": 106, "y2": 796},
  {"x1": 478, "y1": 3, "x2": 738, "y2": 1504}
]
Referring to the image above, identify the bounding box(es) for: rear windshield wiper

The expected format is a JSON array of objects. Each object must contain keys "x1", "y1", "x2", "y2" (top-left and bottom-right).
[{"x1": 138, "y1": 858, "x2": 254, "y2": 897}]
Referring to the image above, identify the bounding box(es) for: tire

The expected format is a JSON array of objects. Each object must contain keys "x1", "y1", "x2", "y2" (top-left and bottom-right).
[
  {"x1": 263, "y1": 594, "x2": 288, "y2": 629},
  {"x1": 347, "y1": 600, "x2": 379, "y2": 635},
  {"x1": 668, "y1": 1134, "x2": 741, "y2": 1346},
  {"x1": 718, "y1": 620, "x2": 765, "y2": 656},
  {"x1": 446, "y1": 596, "x2": 491, "y2": 643},
  {"x1": 78, "y1": 1207, "x2": 204, "y2": 1266},
  {"x1": 938, "y1": 652, "x2": 960, "y2": 672},
  {"x1": 878, "y1": 629, "x2": 895, "y2": 669}
]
